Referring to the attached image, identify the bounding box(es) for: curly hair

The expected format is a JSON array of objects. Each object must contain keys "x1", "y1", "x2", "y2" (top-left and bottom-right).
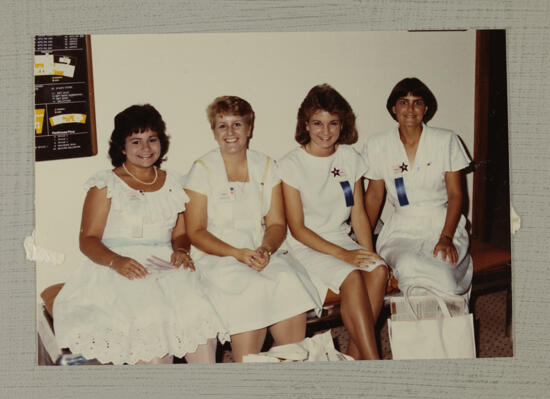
[
  {"x1": 386, "y1": 77, "x2": 438, "y2": 123},
  {"x1": 206, "y1": 96, "x2": 255, "y2": 137},
  {"x1": 295, "y1": 84, "x2": 358, "y2": 145},
  {"x1": 108, "y1": 104, "x2": 169, "y2": 167}
]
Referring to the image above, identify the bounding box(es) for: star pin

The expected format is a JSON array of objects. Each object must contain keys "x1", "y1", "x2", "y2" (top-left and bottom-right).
[
  {"x1": 331, "y1": 167, "x2": 341, "y2": 177},
  {"x1": 399, "y1": 162, "x2": 408, "y2": 172}
]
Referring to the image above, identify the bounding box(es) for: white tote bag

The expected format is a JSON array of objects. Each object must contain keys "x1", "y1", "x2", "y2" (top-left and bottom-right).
[{"x1": 388, "y1": 285, "x2": 476, "y2": 360}]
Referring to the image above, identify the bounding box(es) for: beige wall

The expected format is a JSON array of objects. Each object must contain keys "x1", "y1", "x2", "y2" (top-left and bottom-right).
[{"x1": 35, "y1": 30, "x2": 476, "y2": 295}]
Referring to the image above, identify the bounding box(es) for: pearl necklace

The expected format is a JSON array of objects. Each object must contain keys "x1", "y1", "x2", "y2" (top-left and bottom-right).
[{"x1": 122, "y1": 163, "x2": 158, "y2": 185}]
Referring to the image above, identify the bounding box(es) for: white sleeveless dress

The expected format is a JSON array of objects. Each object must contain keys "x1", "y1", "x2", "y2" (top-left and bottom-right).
[{"x1": 184, "y1": 149, "x2": 322, "y2": 335}]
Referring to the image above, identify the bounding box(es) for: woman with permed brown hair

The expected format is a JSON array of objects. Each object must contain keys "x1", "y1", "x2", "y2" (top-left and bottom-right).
[
  {"x1": 278, "y1": 84, "x2": 388, "y2": 360},
  {"x1": 183, "y1": 95, "x2": 321, "y2": 362}
]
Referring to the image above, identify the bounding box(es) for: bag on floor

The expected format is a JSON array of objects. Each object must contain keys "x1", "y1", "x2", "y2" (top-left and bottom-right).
[
  {"x1": 242, "y1": 330, "x2": 354, "y2": 362},
  {"x1": 388, "y1": 285, "x2": 476, "y2": 360}
]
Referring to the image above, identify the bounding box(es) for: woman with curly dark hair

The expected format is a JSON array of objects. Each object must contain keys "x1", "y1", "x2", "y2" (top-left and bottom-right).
[
  {"x1": 53, "y1": 104, "x2": 228, "y2": 365},
  {"x1": 278, "y1": 84, "x2": 387, "y2": 360}
]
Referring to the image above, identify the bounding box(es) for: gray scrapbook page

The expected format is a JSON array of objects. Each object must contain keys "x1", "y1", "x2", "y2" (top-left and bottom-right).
[{"x1": 2, "y1": 1, "x2": 549, "y2": 398}]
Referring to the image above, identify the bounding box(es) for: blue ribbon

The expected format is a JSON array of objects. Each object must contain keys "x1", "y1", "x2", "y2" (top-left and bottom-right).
[
  {"x1": 339, "y1": 181, "x2": 354, "y2": 207},
  {"x1": 394, "y1": 177, "x2": 409, "y2": 206}
]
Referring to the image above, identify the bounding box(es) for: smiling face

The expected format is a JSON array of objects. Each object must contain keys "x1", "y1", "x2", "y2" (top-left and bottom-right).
[
  {"x1": 212, "y1": 113, "x2": 251, "y2": 155},
  {"x1": 305, "y1": 109, "x2": 342, "y2": 156},
  {"x1": 122, "y1": 129, "x2": 161, "y2": 168},
  {"x1": 392, "y1": 93, "x2": 428, "y2": 129}
]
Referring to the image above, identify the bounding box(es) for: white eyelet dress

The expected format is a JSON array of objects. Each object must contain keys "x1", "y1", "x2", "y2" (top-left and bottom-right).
[{"x1": 53, "y1": 170, "x2": 229, "y2": 365}]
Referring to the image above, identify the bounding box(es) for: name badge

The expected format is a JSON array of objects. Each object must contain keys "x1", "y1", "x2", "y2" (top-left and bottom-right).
[{"x1": 217, "y1": 191, "x2": 232, "y2": 201}]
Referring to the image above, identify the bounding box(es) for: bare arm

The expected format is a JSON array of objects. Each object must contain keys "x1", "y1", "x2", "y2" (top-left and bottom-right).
[
  {"x1": 364, "y1": 179, "x2": 385, "y2": 231},
  {"x1": 281, "y1": 181, "x2": 379, "y2": 267},
  {"x1": 169, "y1": 213, "x2": 194, "y2": 270},
  {"x1": 79, "y1": 186, "x2": 148, "y2": 279},
  {"x1": 184, "y1": 188, "x2": 258, "y2": 267},
  {"x1": 259, "y1": 183, "x2": 286, "y2": 253},
  {"x1": 433, "y1": 170, "x2": 463, "y2": 265},
  {"x1": 184, "y1": 188, "x2": 238, "y2": 257},
  {"x1": 249, "y1": 183, "x2": 287, "y2": 271}
]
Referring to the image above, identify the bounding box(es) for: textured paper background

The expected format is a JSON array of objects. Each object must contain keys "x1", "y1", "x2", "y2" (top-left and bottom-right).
[{"x1": 1, "y1": 0, "x2": 548, "y2": 398}]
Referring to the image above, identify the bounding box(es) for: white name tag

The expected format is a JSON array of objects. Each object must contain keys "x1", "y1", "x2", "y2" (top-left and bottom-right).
[{"x1": 217, "y1": 191, "x2": 232, "y2": 201}]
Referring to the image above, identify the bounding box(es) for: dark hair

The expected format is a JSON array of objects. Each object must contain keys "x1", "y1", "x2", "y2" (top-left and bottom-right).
[
  {"x1": 295, "y1": 84, "x2": 358, "y2": 145},
  {"x1": 108, "y1": 104, "x2": 169, "y2": 167},
  {"x1": 386, "y1": 77, "x2": 438, "y2": 123},
  {"x1": 206, "y1": 96, "x2": 255, "y2": 137}
]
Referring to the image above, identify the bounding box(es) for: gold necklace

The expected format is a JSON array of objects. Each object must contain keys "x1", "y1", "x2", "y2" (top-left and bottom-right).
[{"x1": 122, "y1": 163, "x2": 158, "y2": 185}]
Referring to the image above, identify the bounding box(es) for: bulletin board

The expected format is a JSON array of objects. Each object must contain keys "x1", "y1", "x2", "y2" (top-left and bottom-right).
[{"x1": 34, "y1": 34, "x2": 97, "y2": 161}]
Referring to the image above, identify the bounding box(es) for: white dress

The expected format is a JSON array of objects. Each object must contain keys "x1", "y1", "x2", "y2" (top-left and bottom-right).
[
  {"x1": 277, "y1": 145, "x2": 387, "y2": 302},
  {"x1": 184, "y1": 148, "x2": 322, "y2": 335},
  {"x1": 362, "y1": 124, "x2": 473, "y2": 296},
  {"x1": 53, "y1": 170, "x2": 229, "y2": 365}
]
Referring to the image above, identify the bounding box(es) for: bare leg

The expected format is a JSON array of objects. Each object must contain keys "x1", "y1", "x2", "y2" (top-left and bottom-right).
[
  {"x1": 363, "y1": 266, "x2": 388, "y2": 321},
  {"x1": 230, "y1": 328, "x2": 267, "y2": 362},
  {"x1": 184, "y1": 338, "x2": 218, "y2": 364},
  {"x1": 269, "y1": 313, "x2": 307, "y2": 346},
  {"x1": 136, "y1": 354, "x2": 173, "y2": 364},
  {"x1": 346, "y1": 338, "x2": 360, "y2": 360},
  {"x1": 340, "y1": 270, "x2": 379, "y2": 360}
]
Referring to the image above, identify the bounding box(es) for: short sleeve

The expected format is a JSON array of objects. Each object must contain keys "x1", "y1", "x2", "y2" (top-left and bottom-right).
[
  {"x1": 183, "y1": 160, "x2": 211, "y2": 195},
  {"x1": 266, "y1": 158, "x2": 281, "y2": 189},
  {"x1": 164, "y1": 171, "x2": 190, "y2": 213},
  {"x1": 362, "y1": 137, "x2": 384, "y2": 180},
  {"x1": 276, "y1": 153, "x2": 301, "y2": 190},
  {"x1": 445, "y1": 132, "x2": 471, "y2": 172},
  {"x1": 83, "y1": 170, "x2": 115, "y2": 198},
  {"x1": 350, "y1": 147, "x2": 367, "y2": 182}
]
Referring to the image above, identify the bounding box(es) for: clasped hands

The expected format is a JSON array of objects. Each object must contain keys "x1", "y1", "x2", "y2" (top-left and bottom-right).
[
  {"x1": 109, "y1": 248, "x2": 195, "y2": 280},
  {"x1": 234, "y1": 246, "x2": 271, "y2": 271}
]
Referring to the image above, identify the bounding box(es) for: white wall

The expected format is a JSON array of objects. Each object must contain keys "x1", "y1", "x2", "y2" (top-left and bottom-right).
[{"x1": 35, "y1": 30, "x2": 476, "y2": 295}]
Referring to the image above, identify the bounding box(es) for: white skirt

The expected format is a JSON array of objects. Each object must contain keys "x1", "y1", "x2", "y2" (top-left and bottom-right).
[
  {"x1": 376, "y1": 205, "x2": 473, "y2": 297},
  {"x1": 194, "y1": 250, "x2": 322, "y2": 335},
  {"x1": 53, "y1": 243, "x2": 229, "y2": 365},
  {"x1": 288, "y1": 232, "x2": 388, "y2": 302}
]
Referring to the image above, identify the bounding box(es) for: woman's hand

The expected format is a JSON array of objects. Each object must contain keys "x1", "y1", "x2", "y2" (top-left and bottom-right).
[
  {"x1": 110, "y1": 256, "x2": 149, "y2": 280},
  {"x1": 249, "y1": 246, "x2": 271, "y2": 271},
  {"x1": 433, "y1": 236, "x2": 458, "y2": 265},
  {"x1": 233, "y1": 248, "x2": 263, "y2": 270},
  {"x1": 338, "y1": 249, "x2": 383, "y2": 268},
  {"x1": 171, "y1": 249, "x2": 195, "y2": 271}
]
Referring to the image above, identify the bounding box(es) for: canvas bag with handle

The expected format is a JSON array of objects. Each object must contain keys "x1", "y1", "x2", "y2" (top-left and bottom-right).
[{"x1": 388, "y1": 284, "x2": 476, "y2": 359}]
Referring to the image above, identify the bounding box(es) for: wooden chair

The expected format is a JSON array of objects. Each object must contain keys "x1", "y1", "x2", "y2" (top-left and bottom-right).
[
  {"x1": 37, "y1": 283, "x2": 64, "y2": 365},
  {"x1": 469, "y1": 238, "x2": 512, "y2": 336},
  {"x1": 38, "y1": 283, "x2": 103, "y2": 365}
]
